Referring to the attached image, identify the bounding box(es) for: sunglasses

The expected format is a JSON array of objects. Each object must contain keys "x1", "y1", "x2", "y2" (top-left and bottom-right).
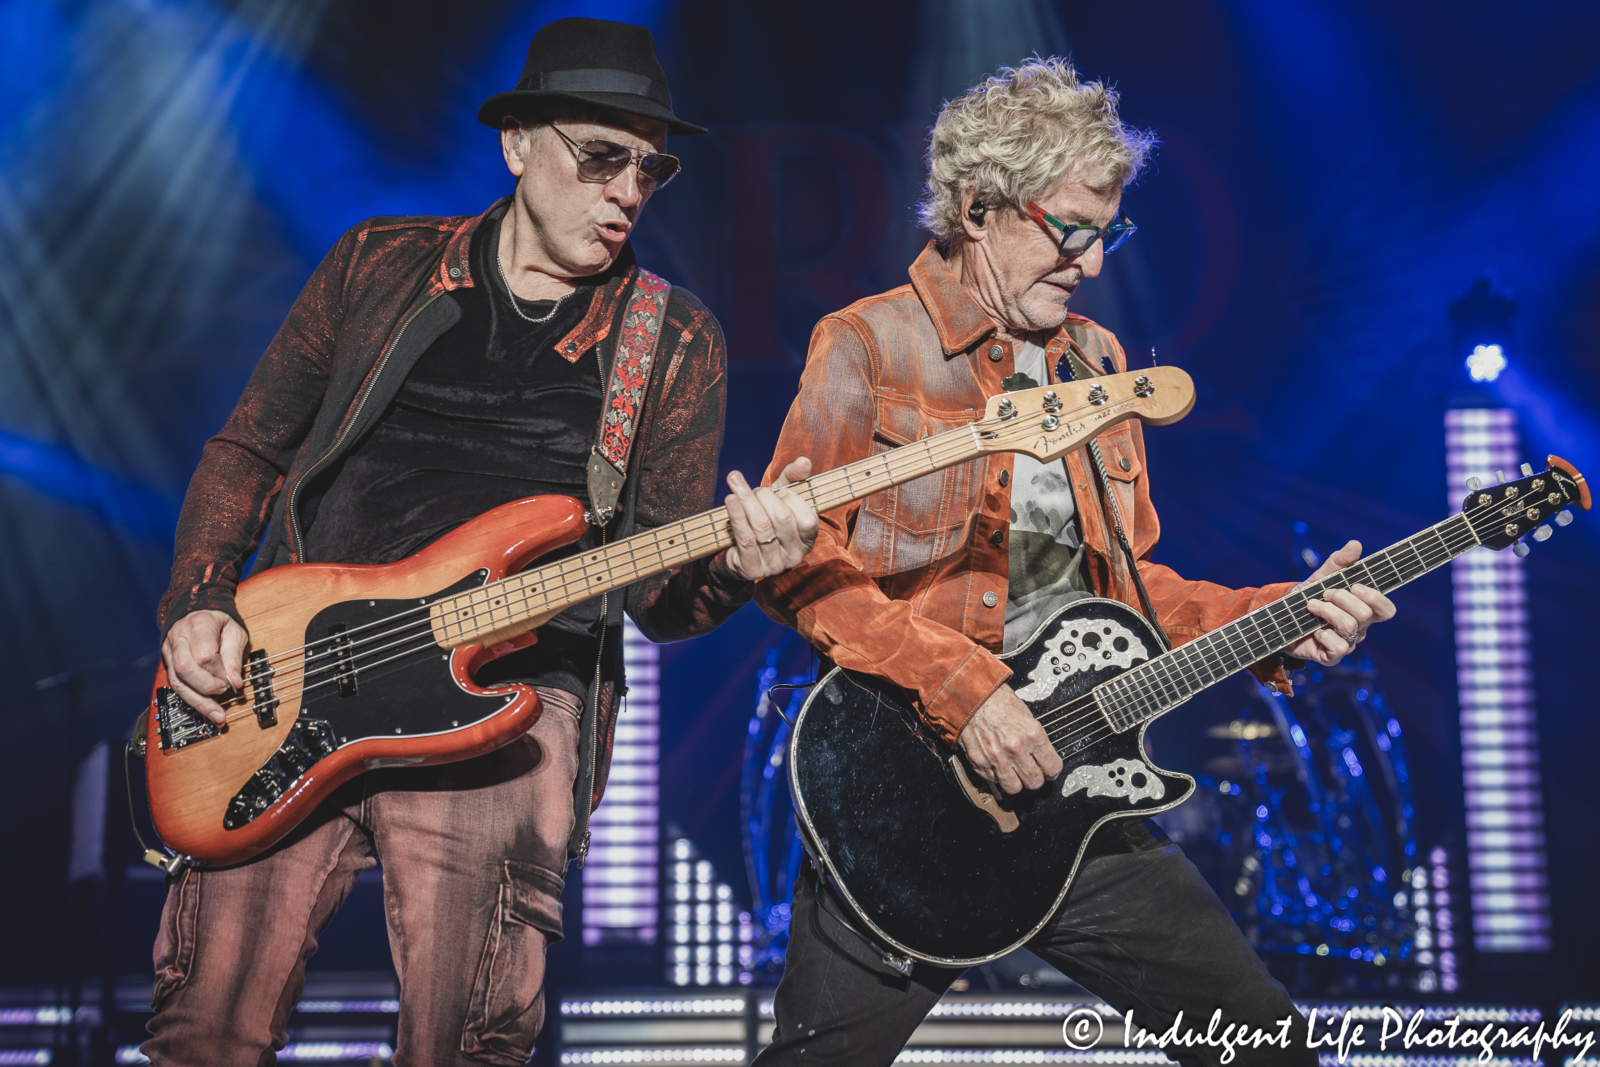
[
  {"x1": 547, "y1": 123, "x2": 682, "y2": 191},
  {"x1": 1026, "y1": 202, "x2": 1137, "y2": 258}
]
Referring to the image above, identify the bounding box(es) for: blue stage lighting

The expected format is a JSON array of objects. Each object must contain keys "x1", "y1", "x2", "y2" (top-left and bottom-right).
[{"x1": 1466, "y1": 343, "x2": 1507, "y2": 382}]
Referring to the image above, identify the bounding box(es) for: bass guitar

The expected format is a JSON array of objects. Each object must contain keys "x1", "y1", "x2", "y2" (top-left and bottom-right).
[
  {"x1": 788, "y1": 456, "x2": 1589, "y2": 965},
  {"x1": 141, "y1": 367, "x2": 1195, "y2": 865}
]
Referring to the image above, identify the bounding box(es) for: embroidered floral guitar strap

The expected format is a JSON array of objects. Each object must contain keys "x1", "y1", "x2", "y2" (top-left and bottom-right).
[{"x1": 585, "y1": 268, "x2": 672, "y2": 525}]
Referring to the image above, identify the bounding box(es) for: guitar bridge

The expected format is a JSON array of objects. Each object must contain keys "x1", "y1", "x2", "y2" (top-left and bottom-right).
[{"x1": 154, "y1": 687, "x2": 220, "y2": 751}]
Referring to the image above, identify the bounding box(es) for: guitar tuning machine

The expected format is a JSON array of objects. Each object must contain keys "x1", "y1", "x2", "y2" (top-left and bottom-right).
[
  {"x1": 1041, "y1": 390, "x2": 1063, "y2": 413},
  {"x1": 1133, "y1": 375, "x2": 1155, "y2": 397},
  {"x1": 1533, "y1": 525, "x2": 1553, "y2": 542},
  {"x1": 1495, "y1": 470, "x2": 1506, "y2": 484},
  {"x1": 1556, "y1": 509, "x2": 1575, "y2": 527},
  {"x1": 1466, "y1": 476, "x2": 1482, "y2": 492},
  {"x1": 1520, "y1": 462, "x2": 1535, "y2": 476},
  {"x1": 1513, "y1": 542, "x2": 1530, "y2": 558},
  {"x1": 1087, "y1": 383, "x2": 1108, "y2": 406}
]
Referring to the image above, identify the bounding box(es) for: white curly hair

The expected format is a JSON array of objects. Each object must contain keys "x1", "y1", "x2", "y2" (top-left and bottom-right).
[{"x1": 918, "y1": 57, "x2": 1156, "y2": 241}]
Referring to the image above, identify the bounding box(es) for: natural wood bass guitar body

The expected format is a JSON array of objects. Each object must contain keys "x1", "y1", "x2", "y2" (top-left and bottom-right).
[{"x1": 144, "y1": 496, "x2": 589, "y2": 866}]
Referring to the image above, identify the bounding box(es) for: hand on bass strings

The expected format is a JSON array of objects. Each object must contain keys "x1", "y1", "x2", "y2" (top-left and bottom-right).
[
  {"x1": 161, "y1": 609, "x2": 250, "y2": 725},
  {"x1": 716, "y1": 457, "x2": 820, "y2": 581},
  {"x1": 959, "y1": 685, "x2": 1064, "y2": 795},
  {"x1": 1285, "y1": 539, "x2": 1397, "y2": 666}
]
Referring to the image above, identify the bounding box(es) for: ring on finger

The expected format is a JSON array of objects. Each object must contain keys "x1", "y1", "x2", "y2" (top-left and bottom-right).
[
  {"x1": 1341, "y1": 629, "x2": 1361, "y2": 643},
  {"x1": 757, "y1": 537, "x2": 777, "y2": 546}
]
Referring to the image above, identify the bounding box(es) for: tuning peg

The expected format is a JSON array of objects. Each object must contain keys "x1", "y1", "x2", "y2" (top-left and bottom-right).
[
  {"x1": 1556, "y1": 509, "x2": 1574, "y2": 527},
  {"x1": 1520, "y1": 462, "x2": 1534, "y2": 476},
  {"x1": 1466, "y1": 476, "x2": 1482, "y2": 492},
  {"x1": 1495, "y1": 470, "x2": 1506, "y2": 484},
  {"x1": 1533, "y1": 525, "x2": 1553, "y2": 542},
  {"x1": 1513, "y1": 542, "x2": 1530, "y2": 558}
]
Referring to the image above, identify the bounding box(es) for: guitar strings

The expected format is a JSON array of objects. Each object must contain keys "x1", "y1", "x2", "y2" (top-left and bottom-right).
[
  {"x1": 200, "y1": 393, "x2": 1093, "y2": 717},
  {"x1": 1036, "y1": 517, "x2": 1482, "y2": 751},
  {"x1": 1030, "y1": 505, "x2": 1491, "y2": 755},
  {"x1": 1072, "y1": 510, "x2": 1485, "y2": 742},
  {"x1": 209, "y1": 431, "x2": 965, "y2": 712},
  {"x1": 200, "y1": 406, "x2": 1033, "y2": 720},
  {"x1": 224, "y1": 404, "x2": 1016, "y2": 685}
]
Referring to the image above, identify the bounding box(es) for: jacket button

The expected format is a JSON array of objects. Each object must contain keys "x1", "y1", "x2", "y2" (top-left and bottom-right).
[
  {"x1": 565, "y1": 341, "x2": 577, "y2": 353},
  {"x1": 1120, "y1": 456, "x2": 1131, "y2": 471},
  {"x1": 987, "y1": 344, "x2": 1004, "y2": 362},
  {"x1": 982, "y1": 591, "x2": 999, "y2": 608},
  {"x1": 997, "y1": 470, "x2": 1009, "y2": 487},
  {"x1": 990, "y1": 529, "x2": 1004, "y2": 546},
  {"x1": 448, "y1": 266, "x2": 461, "y2": 278}
]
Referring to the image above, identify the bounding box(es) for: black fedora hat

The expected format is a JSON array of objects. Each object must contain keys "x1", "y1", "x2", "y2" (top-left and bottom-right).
[{"x1": 477, "y1": 17, "x2": 706, "y2": 136}]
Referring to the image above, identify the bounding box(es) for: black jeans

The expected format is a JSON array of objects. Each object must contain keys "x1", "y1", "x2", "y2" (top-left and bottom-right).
[{"x1": 756, "y1": 820, "x2": 1317, "y2": 1067}]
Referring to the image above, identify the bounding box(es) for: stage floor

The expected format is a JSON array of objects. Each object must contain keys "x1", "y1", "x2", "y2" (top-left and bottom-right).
[{"x1": 4, "y1": 975, "x2": 1593, "y2": 1065}]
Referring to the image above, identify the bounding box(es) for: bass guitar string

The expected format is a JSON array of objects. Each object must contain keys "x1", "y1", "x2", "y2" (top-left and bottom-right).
[
  {"x1": 225, "y1": 400, "x2": 1030, "y2": 688},
  {"x1": 224, "y1": 426, "x2": 974, "y2": 708},
  {"x1": 207, "y1": 405, "x2": 1044, "y2": 718},
  {"x1": 215, "y1": 395, "x2": 1076, "y2": 708}
]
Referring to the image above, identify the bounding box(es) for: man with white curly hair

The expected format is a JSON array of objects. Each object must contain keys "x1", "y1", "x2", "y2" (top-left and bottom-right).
[{"x1": 752, "y1": 58, "x2": 1393, "y2": 1065}]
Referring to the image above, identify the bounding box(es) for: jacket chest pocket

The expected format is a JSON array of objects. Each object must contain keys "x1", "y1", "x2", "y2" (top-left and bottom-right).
[
  {"x1": 863, "y1": 396, "x2": 982, "y2": 536},
  {"x1": 1095, "y1": 426, "x2": 1143, "y2": 544}
]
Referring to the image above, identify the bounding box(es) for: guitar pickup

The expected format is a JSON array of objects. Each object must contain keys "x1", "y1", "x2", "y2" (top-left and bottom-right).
[
  {"x1": 154, "y1": 687, "x2": 220, "y2": 751},
  {"x1": 247, "y1": 649, "x2": 278, "y2": 728},
  {"x1": 329, "y1": 624, "x2": 359, "y2": 697}
]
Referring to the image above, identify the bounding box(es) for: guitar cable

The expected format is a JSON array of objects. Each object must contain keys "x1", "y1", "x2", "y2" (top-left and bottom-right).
[
  {"x1": 764, "y1": 645, "x2": 821, "y2": 727},
  {"x1": 123, "y1": 728, "x2": 191, "y2": 875}
]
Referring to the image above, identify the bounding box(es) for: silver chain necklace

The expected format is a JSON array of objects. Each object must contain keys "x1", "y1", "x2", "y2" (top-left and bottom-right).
[{"x1": 496, "y1": 250, "x2": 570, "y2": 325}]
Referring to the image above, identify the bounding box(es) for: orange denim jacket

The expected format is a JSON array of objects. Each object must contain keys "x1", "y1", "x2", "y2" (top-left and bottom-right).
[{"x1": 755, "y1": 242, "x2": 1295, "y2": 746}]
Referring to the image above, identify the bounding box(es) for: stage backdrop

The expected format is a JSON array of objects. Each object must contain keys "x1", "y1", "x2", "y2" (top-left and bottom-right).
[{"x1": 2, "y1": 0, "x2": 1597, "y2": 997}]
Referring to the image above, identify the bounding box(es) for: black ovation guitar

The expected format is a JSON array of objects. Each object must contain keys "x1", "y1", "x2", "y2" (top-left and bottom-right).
[{"x1": 789, "y1": 456, "x2": 1589, "y2": 965}]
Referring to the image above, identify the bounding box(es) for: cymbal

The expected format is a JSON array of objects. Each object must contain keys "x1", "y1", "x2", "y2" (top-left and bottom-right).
[{"x1": 1205, "y1": 719, "x2": 1279, "y2": 740}]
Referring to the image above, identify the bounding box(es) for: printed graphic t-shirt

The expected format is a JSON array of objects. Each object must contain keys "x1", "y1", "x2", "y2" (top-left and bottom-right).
[{"x1": 1003, "y1": 336, "x2": 1094, "y2": 652}]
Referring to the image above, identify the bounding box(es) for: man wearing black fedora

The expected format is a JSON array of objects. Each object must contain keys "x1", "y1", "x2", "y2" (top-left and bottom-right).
[{"x1": 144, "y1": 18, "x2": 816, "y2": 1065}]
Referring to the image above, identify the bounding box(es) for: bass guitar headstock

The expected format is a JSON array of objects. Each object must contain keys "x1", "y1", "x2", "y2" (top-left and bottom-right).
[
  {"x1": 1465, "y1": 455, "x2": 1590, "y2": 553},
  {"x1": 977, "y1": 366, "x2": 1196, "y2": 462}
]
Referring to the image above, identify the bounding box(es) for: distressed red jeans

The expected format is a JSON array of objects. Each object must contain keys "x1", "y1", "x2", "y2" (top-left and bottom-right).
[{"x1": 141, "y1": 686, "x2": 583, "y2": 1067}]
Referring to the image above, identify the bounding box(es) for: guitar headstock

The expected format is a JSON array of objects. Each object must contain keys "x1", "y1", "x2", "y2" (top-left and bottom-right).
[
  {"x1": 978, "y1": 366, "x2": 1196, "y2": 462},
  {"x1": 1465, "y1": 455, "x2": 1590, "y2": 552}
]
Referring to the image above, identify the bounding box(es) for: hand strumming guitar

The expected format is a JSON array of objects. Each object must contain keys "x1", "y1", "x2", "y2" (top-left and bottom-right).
[
  {"x1": 958, "y1": 685, "x2": 1064, "y2": 795},
  {"x1": 162, "y1": 609, "x2": 250, "y2": 725},
  {"x1": 162, "y1": 458, "x2": 822, "y2": 727}
]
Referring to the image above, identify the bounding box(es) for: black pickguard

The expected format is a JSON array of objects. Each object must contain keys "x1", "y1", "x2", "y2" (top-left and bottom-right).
[
  {"x1": 790, "y1": 598, "x2": 1194, "y2": 965},
  {"x1": 225, "y1": 570, "x2": 515, "y2": 828}
]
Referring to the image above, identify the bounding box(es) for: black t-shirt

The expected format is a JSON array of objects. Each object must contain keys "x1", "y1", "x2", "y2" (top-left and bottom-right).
[{"x1": 303, "y1": 213, "x2": 610, "y2": 694}]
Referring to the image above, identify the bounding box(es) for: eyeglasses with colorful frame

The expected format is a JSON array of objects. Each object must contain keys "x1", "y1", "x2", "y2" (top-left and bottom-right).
[
  {"x1": 546, "y1": 123, "x2": 682, "y2": 191},
  {"x1": 1026, "y1": 202, "x2": 1137, "y2": 258}
]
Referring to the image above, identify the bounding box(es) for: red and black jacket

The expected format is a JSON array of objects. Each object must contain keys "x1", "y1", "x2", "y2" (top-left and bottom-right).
[{"x1": 160, "y1": 196, "x2": 750, "y2": 815}]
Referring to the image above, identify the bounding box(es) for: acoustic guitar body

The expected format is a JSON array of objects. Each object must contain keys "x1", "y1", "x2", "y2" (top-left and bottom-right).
[{"x1": 143, "y1": 495, "x2": 588, "y2": 866}]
